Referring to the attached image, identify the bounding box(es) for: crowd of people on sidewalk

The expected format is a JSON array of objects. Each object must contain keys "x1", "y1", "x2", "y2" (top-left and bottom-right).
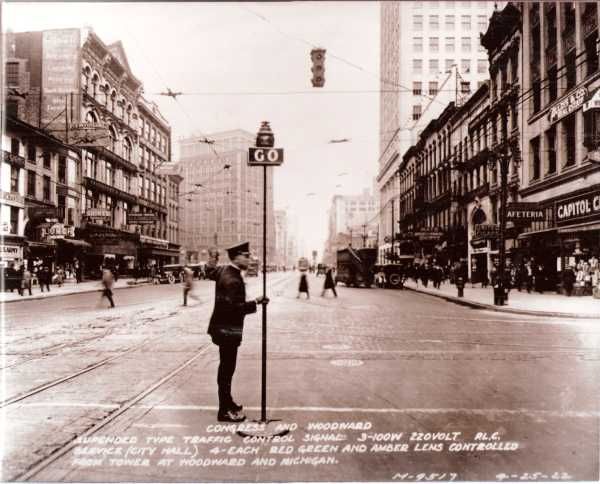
[{"x1": 1, "y1": 258, "x2": 84, "y2": 296}]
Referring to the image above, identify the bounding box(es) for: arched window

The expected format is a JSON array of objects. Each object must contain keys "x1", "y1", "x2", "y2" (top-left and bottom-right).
[
  {"x1": 123, "y1": 137, "x2": 132, "y2": 161},
  {"x1": 108, "y1": 125, "x2": 117, "y2": 153},
  {"x1": 91, "y1": 74, "x2": 99, "y2": 99},
  {"x1": 82, "y1": 66, "x2": 91, "y2": 93},
  {"x1": 85, "y1": 110, "x2": 98, "y2": 123},
  {"x1": 103, "y1": 83, "x2": 110, "y2": 105},
  {"x1": 126, "y1": 104, "x2": 133, "y2": 125},
  {"x1": 110, "y1": 90, "x2": 117, "y2": 112}
]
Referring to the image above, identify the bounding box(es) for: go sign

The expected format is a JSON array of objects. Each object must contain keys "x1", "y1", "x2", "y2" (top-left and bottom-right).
[{"x1": 248, "y1": 147, "x2": 284, "y2": 166}]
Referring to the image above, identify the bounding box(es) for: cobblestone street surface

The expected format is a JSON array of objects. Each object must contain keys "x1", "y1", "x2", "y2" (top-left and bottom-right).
[{"x1": 2, "y1": 272, "x2": 599, "y2": 482}]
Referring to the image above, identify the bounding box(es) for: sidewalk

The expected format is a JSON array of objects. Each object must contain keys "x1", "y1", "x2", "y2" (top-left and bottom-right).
[
  {"x1": 0, "y1": 277, "x2": 151, "y2": 304},
  {"x1": 403, "y1": 279, "x2": 600, "y2": 319}
]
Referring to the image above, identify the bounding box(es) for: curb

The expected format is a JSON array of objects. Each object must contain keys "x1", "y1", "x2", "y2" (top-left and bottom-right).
[
  {"x1": 403, "y1": 285, "x2": 599, "y2": 320},
  {"x1": 1, "y1": 281, "x2": 152, "y2": 304}
]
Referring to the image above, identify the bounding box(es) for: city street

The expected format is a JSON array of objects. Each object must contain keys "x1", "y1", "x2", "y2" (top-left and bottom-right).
[{"x1": 2, "y1": 272, "x2": 599, "y2": 482}]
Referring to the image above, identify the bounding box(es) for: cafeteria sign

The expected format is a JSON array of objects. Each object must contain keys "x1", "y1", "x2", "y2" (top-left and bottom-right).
[
  {"x1": 506, "y1": 203, "x2": 545, "y2": 223},
  {"x1": 548, "y1": 87, "x2": 587, "y2": 123}
]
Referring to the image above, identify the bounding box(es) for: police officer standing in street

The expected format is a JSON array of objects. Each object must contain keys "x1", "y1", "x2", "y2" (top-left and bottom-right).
[{"x1": 206, "y1": 242, "x2": 269, "y2": 422}]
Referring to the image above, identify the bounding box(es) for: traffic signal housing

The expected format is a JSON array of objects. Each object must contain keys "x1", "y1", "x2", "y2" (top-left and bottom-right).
[{"x1": 311, "y1": 48, "x2": 326, "y2": 88}]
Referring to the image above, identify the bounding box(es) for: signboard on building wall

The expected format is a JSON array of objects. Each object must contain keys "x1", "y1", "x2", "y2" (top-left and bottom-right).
[
  {"x1": 0, "y1": 244, "x2": 23, "y2": 260},
  {"x1": 473, "y1": 224, "x2": 499, "y2": 239},
  {"x1": 548, "y1": 87, "x2": 587, "y2": 123},
  {"x1": 69, "y1": 122, "x2": 110, "y2": 148},
  {"x1": 0, "y1": 190, "x2": 25, "y2": 207},
  {"x1": 85, "y1": 208, "x2": 111, "y2": 222},
  {"x1": 41, "y1": 29, "x2": 81, "y2": 136},
  {"x1": 506, "y1": 203, "x2": 545, "y2": 223},
  {"x1": 127, "y1": 213, "x2": 158, "y2": 225},
  {"x1": 555, "y1": 189, "x2": 600, "y2": 226}
]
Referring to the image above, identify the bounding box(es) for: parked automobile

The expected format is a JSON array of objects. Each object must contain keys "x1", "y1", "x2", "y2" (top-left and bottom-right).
[{"x1": 158, "y1": 264, "x2": 184, "y2": 284}]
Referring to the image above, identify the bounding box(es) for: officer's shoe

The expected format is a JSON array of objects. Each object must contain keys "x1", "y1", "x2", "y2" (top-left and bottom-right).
[{"x1": 217, "y1": 410, "x2": 246, "y2": 422}]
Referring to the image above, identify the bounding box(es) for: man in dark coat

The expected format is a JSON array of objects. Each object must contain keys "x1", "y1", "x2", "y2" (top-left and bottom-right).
[
  {"x1": 321, "y1": 267, "x2": 338, "y2": 297},
  {"x1": 206, "y1": 242, "x2": 268, "y2": 422}
]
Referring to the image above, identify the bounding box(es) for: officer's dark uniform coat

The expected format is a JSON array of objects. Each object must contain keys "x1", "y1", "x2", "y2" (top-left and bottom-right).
[{"x1": 206, "y1": 265, "x2": 257, "y2": 345}]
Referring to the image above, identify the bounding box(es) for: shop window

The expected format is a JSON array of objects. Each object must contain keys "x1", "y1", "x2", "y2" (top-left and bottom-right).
[
  {"x1": 11, "y1": 165, "x2": 19, "y2": 192},
  {"x1": 563, "y1": 114, "x2": 577, "y2": 167},
  {"x1": 546, "y1": 126, "x2": 557, "y2": 175},
  {"x1": 530, "y1": 136, "x2": 541, "y2": 181},
  {"x1": 10, "y1": 206, "x2": 19, "y2": 235},
  {"x1": 43, "y1": 176, "x2": 51, "y2": 201},
  {"x1": 584, "y1": 109, "x2": 600, "y2": 150},
  {"x1": 27, "y1": 170, "x2": 36, "y2": 197}
]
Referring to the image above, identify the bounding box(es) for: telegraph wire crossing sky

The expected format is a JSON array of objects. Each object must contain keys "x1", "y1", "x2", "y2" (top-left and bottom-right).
[{"x1": 3, "y1": 1, "x2": 381, "y2": 256}]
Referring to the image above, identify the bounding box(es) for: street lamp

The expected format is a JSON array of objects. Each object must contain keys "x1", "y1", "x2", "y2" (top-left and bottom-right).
[{"x1": 487, "y1": 140, "x2": 520, "y2": 306}]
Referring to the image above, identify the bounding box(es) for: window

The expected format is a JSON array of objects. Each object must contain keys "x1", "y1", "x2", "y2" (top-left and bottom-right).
[
  {"x1": 413, "y1": 37, "x2": 423, "y2": 52},
  {"x1": 413, "y1": 105, "x2": 422, "y2": 121},
  {"x1": 461, "y1": 15, "x2": 471, "y2": 30},
  {"x1": 58, "y1": 156, "x2": 66, "y2": 184},
  {"x1": 546, "y1": 126, "x2": 557, "y2": 175},
  {"x1": 477, "y1": 59, "x2": 487, "y2": 73},
  {"x1": 461, "y1": 59, "x2": 471, "y2": 72},
  {"x1": 565, "y1": 51, "x2": 577, "y2": 90},
  {"x1": 6, "y1": 62, "x2": 19, "y2": 86},
  {"x1": 429, "y1": 81, "x2": 438, "y2": 96},
  {"x1": 413, "y1": 81, "x2": 422, "y2": 95},
  {"x1": 564, "y1": 114, "x2": 576, "y2": 167},
  {"x1": 461, "y1": 37, "x2": 471, "y2": 52},
  {"x1": 445, "y1": 15, "x2": 455, "y2": 29},
  {"x1": 429, "y1": 59, "x2": 439, "y2": 74},
  {"x1": 429, "y1": 37, "x2": 439, "y2": 52},
  {"x1": 11, "y1": 165, "x2": 19, "y2": 192},
  {"x1": 530, "y1": 136, "x2": 541, "y2": 180},
  {"x1": 43, "y1": 176, "x2": 51, "y2": 201},
  {"x1": 27, "y1": 171, "x2": 36, "y2": 197},
  {"x1": 446, "y1": 37, "x2": 455, "y2": 52},
  {"x1": 106, "y1": 162, "x2": 114, "y2": 186},
  {"x1": 413, "y1": 59, "x2": 423, "y2": 73},
  {"x1": 445, "y1": 59, "x2": 454, "y2": 71},
  {"x1": 6, "y1": 99, "x2": 18, "y2": 118},
  {"x1": 585, "y1": 30, "x2": 599, "y2": 77},
  {"x1": 429, "y1": 15, "x2": 439, "y2": 30},
  {"x1": 460, "y1": 81, "x2": 471, "y2": 94},
  {"x1": 477, "y1": 15, "x2": 487, "y2": 32},
  {"x1": 547, "y1": 65, "x2": 558, "y2": 102},
  {"x1": 11, "y1": 138, "x2": 20, "y2": 156},
  {"x1": 109, "y1": 126, "x2": 117, "y2": 153},
  {"x1": 27, "y1": 145, "x2": 36, "y2": 163},
  {"x1": 532, "y1": 79, "x2": 541, "y2": 113},
  {"x1": 123, "y1": 138, "x2": 132, "y2": 161},
  {"x1": 42, "y1": 152, "x2": 51, "y2": 169}
]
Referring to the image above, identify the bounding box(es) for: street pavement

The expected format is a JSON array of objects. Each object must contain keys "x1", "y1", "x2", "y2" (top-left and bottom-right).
[{"x1": 1, "y1": 272, "x2": 599, "y2": 482}]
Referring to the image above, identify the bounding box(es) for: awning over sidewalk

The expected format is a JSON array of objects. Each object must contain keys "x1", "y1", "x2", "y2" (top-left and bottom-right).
[
  {"x1": 55, "y1": 238, "x2": 92, "y2": 248},
  {"x1": 557, "y1": 221, "x2": 600, "y2": 234},
  {"x1": 517, "y1": 227, "x2": 558, "y2": 239}
]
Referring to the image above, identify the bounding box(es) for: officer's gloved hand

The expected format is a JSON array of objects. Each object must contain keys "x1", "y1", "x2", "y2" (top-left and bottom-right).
[{"x1": 255, "y1": 296, "x2": 270, "y2": 305}]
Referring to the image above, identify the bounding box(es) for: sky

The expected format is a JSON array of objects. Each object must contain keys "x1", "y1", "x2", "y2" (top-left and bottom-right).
[{"x1": 3, "y1": 1, "x2": 381, "y2": 257}]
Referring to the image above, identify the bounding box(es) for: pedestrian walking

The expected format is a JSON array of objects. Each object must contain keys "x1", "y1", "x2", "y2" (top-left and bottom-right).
[
  {"x1": 100, "y1": 268, "x2": 115, "y2": 308},
  {"x1": 74, "y1": 260, "x2": 82, "y2": 283},
  {"x1": 524, "y1": 261, "x2": 534, "y2": 293},
  {"x1": 562, "y1": 264, "x2": 576, "y2": 296},
  {"x1": 297, "y1": 271, "x2": 310, "y2": 299},
  {"x1": 375, "y1": 268, "x2": 386, "y2": 288},
  {"x1": 182, "y1": 265, "x2": 199, "y2": 306},
  {"x1": 39, "y1": 265, "x2": 51, "y2": 292},
  {"x1": 205, "y1": 242, "x2": 268, "y2": 422},
  {"x1": 321, "y1": 267, "x2": 338, "y2": 297},
  {"x1": 21, "y1": 267, "x2": 32, "y2": 296},
  {"x1": 55, "y1": 266, "x2": 65, "y2": 287}
]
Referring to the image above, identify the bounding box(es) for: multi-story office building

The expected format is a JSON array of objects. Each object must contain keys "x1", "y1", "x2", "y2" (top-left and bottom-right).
[
  {"x1": 4, "y1": 28, "x2": 179, "y2": 275},
  {"x1": 178, "y1": 130, "x2": 275, "y2": 263},
  {"x1": 378, "y1": 1, "x2": 496, "y2": 262},
  {"x1": 324, "y1": 189, "x2": 379, "y2": 264},
  {"x1": 136, "y1": 96, "x2": 180, "y2": 266},
  {"x1": 157, "y1": 163, "x2": 183, "y2": 264},
  {"x1": 274, "y1": 209, "x2": 288, "y2": 269},
  {"x1": 518, "y1": 2, "x2": 600, "y2": 292}
]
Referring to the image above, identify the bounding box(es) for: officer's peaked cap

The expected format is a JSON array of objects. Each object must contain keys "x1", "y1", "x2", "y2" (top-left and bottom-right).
[{"x1": 227, "y1": 241, "x2": 250, "y2": 259}]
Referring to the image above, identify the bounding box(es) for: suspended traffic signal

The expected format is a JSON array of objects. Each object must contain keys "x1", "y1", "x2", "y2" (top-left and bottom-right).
[{"x1": 311, "y1": 48, "x2": 326, "y2": 88}]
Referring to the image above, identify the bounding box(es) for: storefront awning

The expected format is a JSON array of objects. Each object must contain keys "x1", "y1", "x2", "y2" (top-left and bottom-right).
[
  {"x1": 55, "y1": 238, "x2": 92, "y2": 248},
  {"x1": 557, "y1": 221, "x2": 600, "y2": 234},
  {"x1": 139, "y1": 247, "x2": 180, "y2": 257},
  {"x1": 517, "y1": 227, "x2": 558, "y2": 239}
]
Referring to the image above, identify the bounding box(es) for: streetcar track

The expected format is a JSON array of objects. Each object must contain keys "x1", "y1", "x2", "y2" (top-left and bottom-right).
[{"x1": 13, "y1": 343, "x2": 213, "y2": 482}]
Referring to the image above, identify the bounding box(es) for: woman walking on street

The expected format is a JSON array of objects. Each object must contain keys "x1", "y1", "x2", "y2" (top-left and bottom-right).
[
  {"x1": 321, "y1": 267, "x2": 338, "y2": 297},
  {"x1": 297, "y1": 271, "x2": 310, "y2": 299},
  {"x1": 101, "y1": 268, "x2": 115, "y2": 308},
  {"x1": 21, "y1": 267, "x2": 32, "y2": 296}
]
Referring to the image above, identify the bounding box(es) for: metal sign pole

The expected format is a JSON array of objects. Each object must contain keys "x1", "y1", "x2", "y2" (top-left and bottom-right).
[{"x1": 261, "y1": 164, "x2": 267, "y2": 422}]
